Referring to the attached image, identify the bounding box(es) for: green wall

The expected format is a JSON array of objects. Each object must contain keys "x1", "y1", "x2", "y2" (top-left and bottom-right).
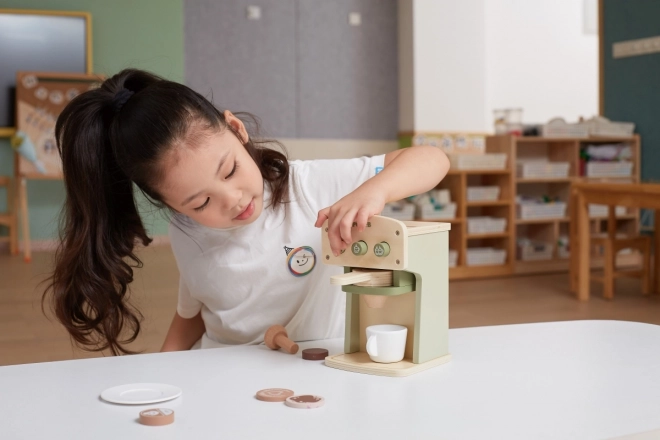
[
  {"x1": 602, "y1": 0, "x2": 660, "y2": 182},
  {"x1": 0, "y1": 0, "x2": 183, "y2": 242}
]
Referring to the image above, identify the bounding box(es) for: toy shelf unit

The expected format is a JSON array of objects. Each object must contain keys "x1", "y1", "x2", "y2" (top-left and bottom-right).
[
  {"x1": 506, "y1": 134, "x2": 641, "y2": 275},
  {"x1": 442, "y1": 135, "x2": 515, "y2": 280}
]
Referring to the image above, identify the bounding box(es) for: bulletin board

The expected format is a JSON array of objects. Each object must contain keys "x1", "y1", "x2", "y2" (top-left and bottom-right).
[{"x1": 15, "y1": 72, "x2": 101, "y2": 178}]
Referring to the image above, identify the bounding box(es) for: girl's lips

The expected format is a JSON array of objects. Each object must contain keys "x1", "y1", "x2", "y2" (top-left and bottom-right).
[{"x1": 234, "y1": 199, "x2": 255, "y2": 220}]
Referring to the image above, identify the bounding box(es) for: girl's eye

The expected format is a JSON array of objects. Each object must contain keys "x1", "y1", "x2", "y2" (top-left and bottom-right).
[
  {"x1": 194, "y1": 197, "x2": 210, "y2": 212},
  {"x1": 226, "y1": 162, "x2": 239, "y2": 179}
]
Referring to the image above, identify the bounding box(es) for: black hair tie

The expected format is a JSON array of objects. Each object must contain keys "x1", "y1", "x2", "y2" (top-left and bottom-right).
[{"x1": 112, "y1": 88, "x2": 135, "y2": 113}]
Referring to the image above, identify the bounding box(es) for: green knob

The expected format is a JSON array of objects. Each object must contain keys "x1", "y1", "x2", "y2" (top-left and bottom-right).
[
  {"x1": 373, "y1": 242, "x2": 390, "y2": 257},
  {"x1": 351, "y1": 240, "x2": 368, "y2": 256}
]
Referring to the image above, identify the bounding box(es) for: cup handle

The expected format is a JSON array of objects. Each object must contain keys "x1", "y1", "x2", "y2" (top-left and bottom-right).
[{"x1": 366, "y1": 335, "x2": 378, "y2": 357}]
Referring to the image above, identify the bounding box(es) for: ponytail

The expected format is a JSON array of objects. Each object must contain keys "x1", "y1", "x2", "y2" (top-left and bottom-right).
[
  {"x1": 45, "y1": 72, "x2": 152, "y2": 355},
  {"x1": 44, "y1": 68, "x2": 291, "y2": 355}
]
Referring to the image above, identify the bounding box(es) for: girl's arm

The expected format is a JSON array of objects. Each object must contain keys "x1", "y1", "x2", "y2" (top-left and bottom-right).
[
  {"x1": 315, "y1": 145, "x2": 450, "y2": 255},
  {"x1": 160, "y1": 311, "x2": 206, "y2": 352}
]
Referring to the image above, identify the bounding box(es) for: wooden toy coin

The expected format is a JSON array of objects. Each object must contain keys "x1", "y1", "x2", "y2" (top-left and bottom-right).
[
  {"x1": 256, "y1": 388, "x2": 295, "y2": 402},
  {"x1": 302, "y1": 348, "x2": 329, "y2": 360},
  {"x1": 139, "y1": 408, "x2": 174, "y2": 426},
  {"x1": 284, "y1": 395, "x2": 325, "y2": 409}
]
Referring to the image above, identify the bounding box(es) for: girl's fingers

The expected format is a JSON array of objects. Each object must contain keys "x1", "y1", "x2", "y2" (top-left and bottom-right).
[
  {"x1": 338, "y1": 208, "x2": 359, "y2": 250},
  {"x1": 355, "y1": 208, "x2": 370, "y2": 232},
  {"x1": 315, "y1": 208, "x2": 330, "y2": 228}
]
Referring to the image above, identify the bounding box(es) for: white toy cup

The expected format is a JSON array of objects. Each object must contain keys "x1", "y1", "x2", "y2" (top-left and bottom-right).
[{"x1": 365, "y1": 324, "x2": 407, "y2": 363}]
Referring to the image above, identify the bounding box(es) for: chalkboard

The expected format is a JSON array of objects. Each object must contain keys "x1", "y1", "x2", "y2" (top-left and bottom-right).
[
  {"x1": 0, "y1": 9, "x2": 91, "y2": 128},
  {"x1": 602, "y1": 0, "x2": 660, "y2": 181}
]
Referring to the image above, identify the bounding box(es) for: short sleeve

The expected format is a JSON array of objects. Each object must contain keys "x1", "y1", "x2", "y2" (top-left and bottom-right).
[
  {"x1": 291, "y1": 155, "x2": 386, "y2": 215},
  {"x1": 176, "y1": 276, "x2": 202, "y2": 318}
]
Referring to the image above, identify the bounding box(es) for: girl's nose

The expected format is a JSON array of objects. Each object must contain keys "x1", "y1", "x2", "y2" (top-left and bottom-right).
[{"x1": 218, "y1": 186, "x2": 242, "y2": 211}]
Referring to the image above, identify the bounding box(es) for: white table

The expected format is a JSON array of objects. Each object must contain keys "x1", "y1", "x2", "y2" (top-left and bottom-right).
[{"x1": 2, "y1": 320, "x2": 660, "y2": 439}]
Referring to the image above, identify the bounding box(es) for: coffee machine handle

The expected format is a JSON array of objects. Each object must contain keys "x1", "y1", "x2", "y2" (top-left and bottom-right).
[{"x1": 366, "y1": 335, "x2": 378, "y2": 357}]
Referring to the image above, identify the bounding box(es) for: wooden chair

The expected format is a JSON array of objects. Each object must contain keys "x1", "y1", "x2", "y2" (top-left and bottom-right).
[
  {"x1": 590, "y1": 207, "x2": 652, "y2": 299},
  {"x1": 0, "y1": 176, "x2": 18, "y2": 255}
]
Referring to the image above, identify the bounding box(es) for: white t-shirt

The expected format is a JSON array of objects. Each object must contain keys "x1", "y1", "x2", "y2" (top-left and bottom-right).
[{"x1": 169, "y1": 155, "x2": 385, "y2": 348}]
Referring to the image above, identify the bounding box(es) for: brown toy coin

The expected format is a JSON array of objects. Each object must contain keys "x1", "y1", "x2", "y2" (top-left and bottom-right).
[
  {"x1": 139, "y1": 408, "x2": 174, "y2": 426},
  {"x1": 256, "y1": 388, "x2": 295, "y2": 402},
  {"x1": 284, "y1": 395, "x2": 325, "y2": 409},
  {"x1": 302, "y1": 348, "x2": 329, "y2": 360}
]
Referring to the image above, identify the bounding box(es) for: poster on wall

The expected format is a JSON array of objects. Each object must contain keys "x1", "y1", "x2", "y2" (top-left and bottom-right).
[{"x1": 14, "y1": 71, "x2": 102, "y2": 178}]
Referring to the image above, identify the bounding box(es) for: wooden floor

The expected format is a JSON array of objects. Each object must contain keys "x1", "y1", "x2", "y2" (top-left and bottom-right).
[{"x1": 2, "y1": 245, "x2": 660, "y2": 366}]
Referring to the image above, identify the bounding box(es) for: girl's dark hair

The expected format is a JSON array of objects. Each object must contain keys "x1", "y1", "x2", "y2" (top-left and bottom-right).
[{"x1": 44, "y1": 69, "x2": 289, "y2": 355}]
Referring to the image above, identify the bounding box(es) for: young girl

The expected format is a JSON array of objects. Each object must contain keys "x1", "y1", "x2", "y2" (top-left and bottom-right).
[{"x1": 46, "y1": 69, "x2": 450, "y2": 355}]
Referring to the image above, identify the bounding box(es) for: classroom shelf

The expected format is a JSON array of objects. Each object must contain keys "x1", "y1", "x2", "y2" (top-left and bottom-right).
[{"x1": 400, "y1": 133, "x2": 640, "y2": 279}]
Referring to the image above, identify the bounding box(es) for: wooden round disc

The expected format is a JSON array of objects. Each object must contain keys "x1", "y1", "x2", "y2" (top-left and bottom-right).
[
  {"x1": 256, "y1": 388, "x2": 295, "y2": 402},
  {"x1": 284, "y1": 395, "x2": 325, "y2": 409},
  {"x1": 139, "y1": 408, "x2": 174, "y2": 426},
  {"x1": 302, "y1": 348, "x2": 329, "y2": 360}
]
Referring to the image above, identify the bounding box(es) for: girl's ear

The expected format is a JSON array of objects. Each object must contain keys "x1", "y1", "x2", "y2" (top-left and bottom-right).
[{"x1": 223, "y1": 110, "x2": 249, "y2": 144}]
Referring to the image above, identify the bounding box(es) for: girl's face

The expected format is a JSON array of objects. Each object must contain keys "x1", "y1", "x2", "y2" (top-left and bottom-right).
[{"x1": 159, "y1": 111, "x2": 265, "y2": 229}]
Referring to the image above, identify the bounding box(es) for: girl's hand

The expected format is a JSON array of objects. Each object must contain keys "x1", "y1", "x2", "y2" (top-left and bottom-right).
[{"x1": 314, "y1": 187, "x2": 386, "y2": 256}]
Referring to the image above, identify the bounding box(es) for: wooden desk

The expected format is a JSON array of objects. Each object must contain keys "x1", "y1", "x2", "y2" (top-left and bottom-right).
[{"x1": 570, "y1": 182, "x2": 660, "y2": 301}]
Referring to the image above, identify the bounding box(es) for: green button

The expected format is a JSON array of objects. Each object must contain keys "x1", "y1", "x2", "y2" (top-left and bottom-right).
[
  {"x1": 351, "y1": 240, "x2": 368, "y2": 256},
  {"x1": 373, "y1": 242, "x2": 390, "y2": 257}
]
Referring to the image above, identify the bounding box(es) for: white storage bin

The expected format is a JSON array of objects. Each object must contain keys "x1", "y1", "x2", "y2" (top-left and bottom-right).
[
  {"x1": 448, "y1": 249, "x2": 458, "y2": 268},
  {"x1": 381, "y1": 203, "x2": 415, "y2": 221},
  {"x1": 588, "y1": 204, "x2": 627, "y2": 218},
  {"x1": 517, "y1": 202, "x2": 567, "y2": 220},
  {"x1": 467, "y1": 216, "x2": 507, "y2": 234},
  {"x1": 516, "y1": 161, "x2": 570, "y2": 179},
  {"x1": 584, "y1": 116, "x2": 635, "y2": 137},
  {"x1": 467, "y1": 186, "x2": 500, "y2": 201},
  {"x1": 585, "y1": 161, "x2": 633, "y2": 177},
  {"x1": 541, "y1": 118, "x2": 588, "y2": 138},
  {"x1": 466, "y1": 248, "x2": 507, "y2": 266},
  {"x1": 416, "y1": 202, "x2": 457, "y2": 220},
  {"x1": 517, "y1": 240, "x2": 554, "y2": 261},
  {"x1": 448, "y1": 153, "x2": 507, "y2": 170}
]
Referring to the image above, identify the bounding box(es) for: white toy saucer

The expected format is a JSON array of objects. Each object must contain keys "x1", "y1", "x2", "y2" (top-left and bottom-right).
[{"x1": 100, "y1": 383, "x2": 182, "y2": 405}]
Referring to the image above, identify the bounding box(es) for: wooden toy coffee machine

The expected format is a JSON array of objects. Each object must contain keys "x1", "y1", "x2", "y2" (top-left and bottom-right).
[{"x1": 322, "y1": 215, "x2": 452, "y2": 377}]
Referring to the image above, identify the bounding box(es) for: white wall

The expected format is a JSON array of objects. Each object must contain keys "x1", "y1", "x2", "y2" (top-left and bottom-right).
[
  {"x1": 411, "y1": 0, "x2": 487, "y2": 132},
  {"x1": 484, "y1": 0, "x2": 599, "y2": 125}
]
